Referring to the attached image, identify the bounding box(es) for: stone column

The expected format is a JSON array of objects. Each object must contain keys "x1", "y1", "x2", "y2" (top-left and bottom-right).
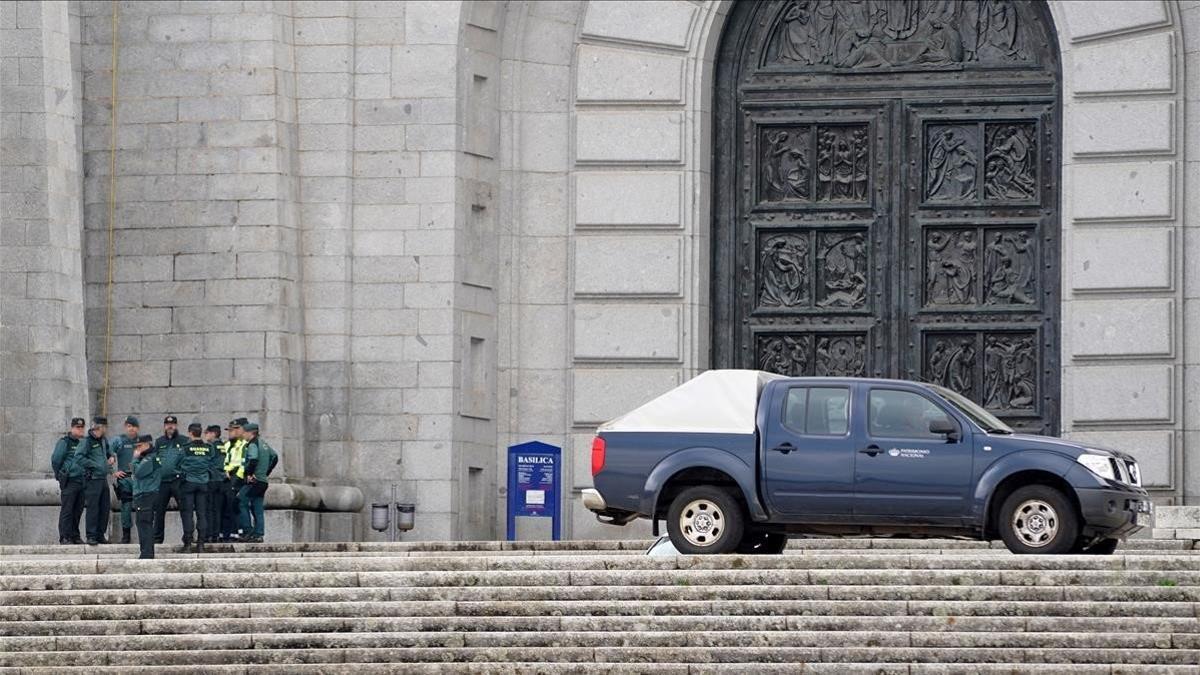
[{"x1": 0, "y1": 0, "x2": 89, "y2": 542}]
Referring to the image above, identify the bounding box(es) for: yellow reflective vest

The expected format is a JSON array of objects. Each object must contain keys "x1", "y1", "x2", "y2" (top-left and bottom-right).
[{"x1": 222, "y1": 438, "x2": 248, "y2": 479}]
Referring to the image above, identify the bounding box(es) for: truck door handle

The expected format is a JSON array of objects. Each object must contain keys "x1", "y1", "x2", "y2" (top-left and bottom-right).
[
  {"x1": 771, "y1": 443, "x2": 795, "y2": 454},
  {"x1": 859, "y1": 445, "x2": 881, "y2": 457}
]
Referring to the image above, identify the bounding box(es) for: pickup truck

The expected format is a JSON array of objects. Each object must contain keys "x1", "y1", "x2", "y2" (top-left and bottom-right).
[{"x1": 583, "y1": 370, "x2": 1151, "y2": 555}]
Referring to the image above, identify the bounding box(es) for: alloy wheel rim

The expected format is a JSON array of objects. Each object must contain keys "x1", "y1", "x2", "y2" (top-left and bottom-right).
[
  {"x1": 1012, "y1": 498, "x2": 1059, "y2": 548},
  {"x1": 679, "y1": 498, "x2": 725, "y2": 547}
]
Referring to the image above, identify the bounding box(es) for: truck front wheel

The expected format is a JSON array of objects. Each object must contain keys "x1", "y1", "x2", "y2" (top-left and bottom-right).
[
  {"x1": 666, "y1": 486, "x2": 746, "y2": 555},
  {"x1": 998, "y1": 485, "x2": 1080, "y2": 555}
]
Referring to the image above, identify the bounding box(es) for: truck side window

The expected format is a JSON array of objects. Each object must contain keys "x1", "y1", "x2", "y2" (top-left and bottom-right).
[
  {"x1": 782, "y1": 387, "x2": 849, "y2": 436},
  {"x1": 868, "y1": 389, "x2": 954, "y2": 440}
]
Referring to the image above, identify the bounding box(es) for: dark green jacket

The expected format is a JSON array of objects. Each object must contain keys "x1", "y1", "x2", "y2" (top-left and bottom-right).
[
  {"x1": 155, "y1": 432, "x2": 186, "y2": 481},
  {"x1": 180, "y1": 439, "x2": 214, "y2": 484},
  {"x1": 112, "y1": 435, "x2": 136, "y2": 489},
  {"x1": 80, "y1": 433, "x2": 109, "y2": 477},
  {"x1": 241, "y1": 437, "x2": 274, "y2": 485},
  {"x1": 50, "y1": 436, "x2": 85, "y2": 480},
  {"x1": 208, "y1": 441, "x2": 227, "y2": 482},
  {"x1": 132, "y1": 449, "x2": 162, "y2": 496}
]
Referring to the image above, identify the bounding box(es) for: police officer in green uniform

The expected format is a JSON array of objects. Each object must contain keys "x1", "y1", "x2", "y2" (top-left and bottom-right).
[
  {"x1": 81, "y1": 418, "x2": 114, "y2": 545},
  {"x1": 237, "y1": 422, "x2": 276, "y2": 543},
  {"x1": 131, "y1": 434, "x2": 160, "y2": 559},
  {"x1": 91, "y1": 416, "x2": 115, "y2": 542},
  {"x1": 153, "y1": 415, "x2": 187, "y2": 545},
  {"x1": 51, "y1": 418, "x2": 87, "y2": 544},
  {"x1": 179, "y1": 422, "x2": 214, "y2": 553},
  {"x1": 202, "y1": 424, "x2": 226, "y2": 544},
  {"x1": 110, "y1": 416, "x2": 140, "y2": 544}
]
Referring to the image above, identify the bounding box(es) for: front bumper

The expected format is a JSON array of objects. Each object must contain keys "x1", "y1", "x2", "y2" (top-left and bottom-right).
[
  {"x1": 581, "y1": 488, "x2": 639, "y2": 526},
  {"x1": 1076, "y1": 485, "x2": 1152, "y2": 539}
]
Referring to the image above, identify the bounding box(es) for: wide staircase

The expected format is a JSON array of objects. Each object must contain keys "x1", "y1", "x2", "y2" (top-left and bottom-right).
[{"x1": 1, "y1": 538, "x2": 1198, "y2": 673}]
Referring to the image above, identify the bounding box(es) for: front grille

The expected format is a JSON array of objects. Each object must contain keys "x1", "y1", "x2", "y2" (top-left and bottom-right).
[{"x1": 1111, "y1": 458, "x2": 1129, "y2": 484}]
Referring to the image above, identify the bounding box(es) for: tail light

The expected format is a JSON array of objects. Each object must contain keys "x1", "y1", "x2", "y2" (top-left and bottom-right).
[{"x1": 591, "y1": 436, "x2": 606, "y2": 476}]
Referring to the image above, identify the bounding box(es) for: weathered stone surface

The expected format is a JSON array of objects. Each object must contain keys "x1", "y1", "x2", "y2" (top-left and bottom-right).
[
  {"x1": 1069, "y1": 298, "x2": 1173, "y2": 358},
  {"x1": 575, "y1": 172, "x2": 681, "y2": 227},
  {"x1": 1061, "y1": 0, "x2": 1169, "y2": 42},
  {"x1": 573, "y1": 304, "x2": 681, "y2": 361},
  {"x1": 576, "y1": 45, "x2": 684, "y2": 103},
  {"x1": 1069, "y1": 364, "x2": 1174, "y2": 424},
  {"x1": 572, "y1": 368, "x2": 679, "y2": 424},
  {"x1": 574, "y1": 236, "x2": 681, "y2": 296},
  {"x1": 580, "y1": 0, "x2": 697, "y2": 50},
  {"x1": 576, "y1": 112, "x2": 683, "y2": 164},
  {"x1": 1072, "y1": 33, "x2": 1174, "y2": 95},
  {"x1": 1070, "y1": 100, "x2": 1174, "y2": 157},
  {"x1": 1070, "y1": 227, "x2": 1173, "y2": 292},
  {"x1": 1072, "y1": 161, "x2": 1173, "y2": 221}
]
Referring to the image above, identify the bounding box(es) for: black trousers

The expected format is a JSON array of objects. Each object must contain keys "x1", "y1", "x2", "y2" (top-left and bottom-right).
[
  {"x1": 82, "y1": 477, "x2": 108, "y2": 542},
  {"x1": 133, "y1": 493, "x2": 156, "y2": 559},
  {"x1": 57, "y1": 478, "x2": 84, "y2": 542},
  {"x1": 179, "y1": 481, "x2": 209, "y2": 545},
  {"x1": 153, "y1": 480, "x2": 182, "y2": 544},
  {"x1": 207, "y1": 481, "x2": 230, "y2": 540}
]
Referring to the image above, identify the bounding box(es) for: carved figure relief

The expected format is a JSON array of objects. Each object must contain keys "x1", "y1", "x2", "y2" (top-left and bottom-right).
[
  {"x1": 983, "y1": 333, "x2": 1036, "y2": 410},
  {"x1": 760, "y1": 127, "x2": 812, "y2": 201},
  {"x1": 816, "y1": 125, "x2": 869, "y2": 202},
  {"x1": 767, "y1": 0, "x2": 1030, "y2": 71},
  {"x1": 758, "y1": 334, "x2": 812, "y2": 376},
  {"x1": 815, "y1": 334, "x2": 867, "y2": 377},
  {"x1": 983, "y1": 229, "x2": 1035, "y2": 305},
  {"x1": 758, "y1": 233, "x2": 811, "y2": 309},
  {"x1": 817, "y1": 231, "x2": 867, "y2": 309},
  {"x1": 926, "y1": 334, "x2": 976, "y2": 396},
  {"x1": 984, "y1": 123, "x2": 1036, "y2": 200},
  {"x1": 926, "y1": 125, "x2": 978, "y2": 202},
  {"x1": 925, "y1": 229, "x2": 977, "y2": 305}
]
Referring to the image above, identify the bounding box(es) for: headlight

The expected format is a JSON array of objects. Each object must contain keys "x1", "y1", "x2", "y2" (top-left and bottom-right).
[{"x1": 1076, "y1": 454, "x2": 1116, "y2": 481}]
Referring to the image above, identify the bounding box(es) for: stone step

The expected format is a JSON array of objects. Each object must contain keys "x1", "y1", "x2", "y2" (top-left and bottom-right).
[
  {"x1": 3, "y1": 565, "x2": 1198, "y2": 589},
  {"x1": 3, "y1": 614, "x2": 1199, "y2": 637},
  {"x1": 0, "y1": 537, "x2": 1190, "y2": 557},
  {"x1": 1, "y1": 582, "x2": 1198, "y2": 609},
  {"x1": 4, "y1": 629, "x2": 1200, "y2": 653},
  {"x1": 3, "y1": 552, "x2": 1199, "y2": 576},
  {"x1": 3, "y1": 665, "x2": 1199, "y2": 675},
  {"x1": 3, "y1": 645, "x2": 1200, "y2": 667},
  {"x1": 2, "y1": 599, "x2": 1197, "y2": 623},
  {"x1": 5, "y1": 665, "x2": 1199, "y2": 675}
]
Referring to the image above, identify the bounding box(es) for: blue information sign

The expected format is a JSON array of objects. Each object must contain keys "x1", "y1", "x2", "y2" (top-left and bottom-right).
[{"x1": 506, "y1": 441, "x2": 561, "y2": 541}]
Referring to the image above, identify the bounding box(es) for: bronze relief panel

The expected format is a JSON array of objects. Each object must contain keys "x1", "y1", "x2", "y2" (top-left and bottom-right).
[
  {"x1": 923, "y1": 225, "x2": 1037, "y2": 310},
  {"x1": 757, "y1": 331, "x2": 869, "y2": 378},
  {"x1": 924, "y1": 330, "x2": 1039, "y2": 416},
  {"x1": 758, "y1": 123, "x2": 871, "y2": 206},
  {"x1": 764, "y1": 0, "x2": 1032, "y2": 71},
  {"x1": 756, "y1": 228, "x2": 870, "y2": 313},
  {"x1": 923, "y1": 119, "x2": 1038, "y2": 205}
]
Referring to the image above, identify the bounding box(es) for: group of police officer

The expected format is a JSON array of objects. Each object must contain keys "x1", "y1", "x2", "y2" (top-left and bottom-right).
[{"x1": 51, "y1": 414, "x2": 278, "y2": 559}]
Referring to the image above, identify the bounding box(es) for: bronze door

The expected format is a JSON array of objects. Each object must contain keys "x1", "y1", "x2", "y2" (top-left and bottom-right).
[{"x1": 714, "y1": 1, "x2": 1061, "y2": 433}]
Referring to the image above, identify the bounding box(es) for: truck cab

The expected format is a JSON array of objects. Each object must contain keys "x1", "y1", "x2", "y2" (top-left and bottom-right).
[{"x1": 583, "y1": 371, "x2": 1151, "y2": 555}]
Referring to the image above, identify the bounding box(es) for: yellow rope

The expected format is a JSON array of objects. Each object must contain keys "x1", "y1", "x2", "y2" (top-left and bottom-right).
[{"x1": 100, "y1": 0, "x2": 118, "y2": 416}]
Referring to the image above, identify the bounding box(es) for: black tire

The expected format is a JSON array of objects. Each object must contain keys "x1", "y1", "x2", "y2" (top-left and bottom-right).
[
  {"x1": 1082, "y1": 538, "x2": 1120, "y2": 555},
  {"x1": 666, "y1": 485, "x2": 746, "y2": 555},
  {"x1": 998, "y1": 485, "x2": 1080, "y2": 555},
  {"x1": 737, "y1": 531, "x2": 788, "y2": 555}
]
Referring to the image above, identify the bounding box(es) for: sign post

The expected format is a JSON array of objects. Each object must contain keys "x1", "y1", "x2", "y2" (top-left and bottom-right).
[{"x1": 506, "y1": 441, "x2": 561, "y2": 541}]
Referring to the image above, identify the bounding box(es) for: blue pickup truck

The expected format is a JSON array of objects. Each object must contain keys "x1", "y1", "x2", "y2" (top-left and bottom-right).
[{"x1": 583, "y1": 370, "x2": 1151, "y2": 555}]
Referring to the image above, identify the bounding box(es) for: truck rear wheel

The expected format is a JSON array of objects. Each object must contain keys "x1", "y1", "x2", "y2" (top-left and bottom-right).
[
  {"x1": 666, "y1": 486, "x2": 745, "y2": 555},
  {"x1": 998, "y1": 485, "x2": 1079, "y2": 555}
]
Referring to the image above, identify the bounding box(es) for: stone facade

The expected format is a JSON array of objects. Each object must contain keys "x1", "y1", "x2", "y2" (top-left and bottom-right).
[{"x1": 1, "y1": 0, "x2": 1198, "y2": 544}]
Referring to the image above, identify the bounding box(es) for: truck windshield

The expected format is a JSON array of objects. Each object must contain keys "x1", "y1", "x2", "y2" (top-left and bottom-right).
[{"x1": 927, "y1": 384, "x2": 1014, "y2": 435}]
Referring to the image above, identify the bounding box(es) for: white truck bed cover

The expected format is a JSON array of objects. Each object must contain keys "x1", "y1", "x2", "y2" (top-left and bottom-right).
[{"x1": 598, "y1": 369, "x2": 785, "y2": 435}]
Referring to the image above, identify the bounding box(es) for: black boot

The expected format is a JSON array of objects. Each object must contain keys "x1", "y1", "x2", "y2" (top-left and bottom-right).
[{"x1": 120, "y1": 529, "x2": 131, "y2": 544}]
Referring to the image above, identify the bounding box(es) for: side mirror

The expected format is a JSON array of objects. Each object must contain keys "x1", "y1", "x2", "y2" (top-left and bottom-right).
[{"x1": 929, "y1": 418, "x2": 959, "y2": 442}]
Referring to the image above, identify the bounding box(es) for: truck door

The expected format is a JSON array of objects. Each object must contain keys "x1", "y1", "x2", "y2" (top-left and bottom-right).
[
  {"x1": 853, "y1": 387, "x2": 973, "y2": 521},
  {"x1": 760, "y1": 384, "x2": 855, "y2": 518}
]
